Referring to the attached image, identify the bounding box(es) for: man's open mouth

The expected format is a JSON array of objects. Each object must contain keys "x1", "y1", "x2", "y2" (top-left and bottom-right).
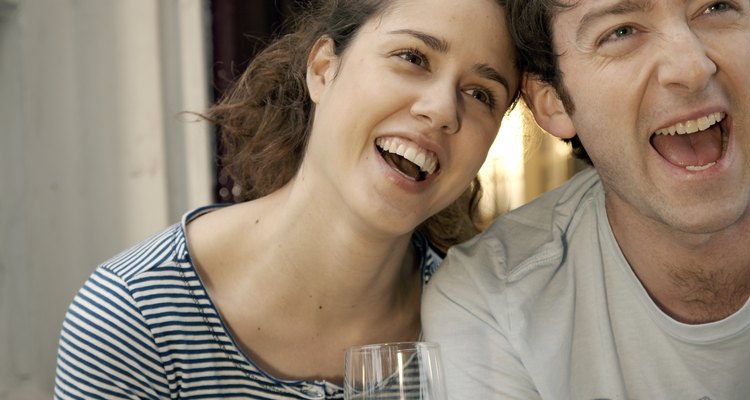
[
  {"x1": 650, "y1": 111, "x2": 728, "y2": 171},
  {"x1": 375, "y1": 136, "x2": 439, "y2": 182}
]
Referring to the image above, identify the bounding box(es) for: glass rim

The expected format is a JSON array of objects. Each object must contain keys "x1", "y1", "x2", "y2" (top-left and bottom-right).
[{"x1": 345, "y1": 341, "x2": 440, "y2": 353}]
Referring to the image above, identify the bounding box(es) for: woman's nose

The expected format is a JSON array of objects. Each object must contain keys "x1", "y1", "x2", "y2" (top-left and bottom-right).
[{"x1": 410, "y1": 81, "x2": 461, "y2": 134}]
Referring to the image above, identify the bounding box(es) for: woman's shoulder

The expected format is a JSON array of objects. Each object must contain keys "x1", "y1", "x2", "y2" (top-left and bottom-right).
[
  {"x1": 99, "y1": 222, "x2": 187, "y2": 282},
  {"x1": 97, "y1": 204, "x2": 228, "y2": 283}
]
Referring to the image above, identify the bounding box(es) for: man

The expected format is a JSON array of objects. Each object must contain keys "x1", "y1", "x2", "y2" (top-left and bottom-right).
[{"x1": 422, "y1": 0, "x2": 750, "y2": 399}]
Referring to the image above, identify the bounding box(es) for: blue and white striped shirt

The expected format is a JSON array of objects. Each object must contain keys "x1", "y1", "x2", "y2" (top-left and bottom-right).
[{"x1": 54, "y1": 205, "x2": 442, "y2": 399}]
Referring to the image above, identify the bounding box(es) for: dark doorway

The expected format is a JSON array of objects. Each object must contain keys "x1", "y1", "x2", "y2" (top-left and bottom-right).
[{"x1": 209, "y1": 0, "x2": 304, "y2": 202}]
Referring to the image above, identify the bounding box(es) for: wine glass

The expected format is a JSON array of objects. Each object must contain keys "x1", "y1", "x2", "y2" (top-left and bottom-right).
[{"x1": 343, "y1": 342, "x2": 447, "y2": 400}]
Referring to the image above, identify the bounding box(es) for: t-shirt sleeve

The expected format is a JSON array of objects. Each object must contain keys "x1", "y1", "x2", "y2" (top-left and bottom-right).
[
  {"x1": 54, "y1": 268, "x2": 167, "y2": 400},
  {"x1": 422, "y1": 244, "x2": 541, "y2": 400}
]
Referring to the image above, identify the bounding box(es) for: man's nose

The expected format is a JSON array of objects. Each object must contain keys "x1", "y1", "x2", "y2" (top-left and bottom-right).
[{"x1": 655, "y1": 26, "x2": 717, "y2": 93}]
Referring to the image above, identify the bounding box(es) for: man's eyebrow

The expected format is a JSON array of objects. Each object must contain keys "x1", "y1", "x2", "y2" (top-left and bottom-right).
[
  {"x1": 576, "y1": 0, "x2": 653, "y2": 41},
  {"x1": 475, "y1": 63, "x2": 511, "y2": 93},
  {"x1": 388, "y1": 29, "x2": 449, "y2": 52}
]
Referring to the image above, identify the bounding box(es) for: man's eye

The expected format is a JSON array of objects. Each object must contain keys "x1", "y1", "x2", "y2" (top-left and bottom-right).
[
  {"x1": 705, "y1": 1, "x2": 731, "y2": 14},
  {"x1": 597, "y1": 25, "x2": 638, "y2": 47},
  {"x1": 609, "y1": 25, "x2": 635, "y2": 40}
]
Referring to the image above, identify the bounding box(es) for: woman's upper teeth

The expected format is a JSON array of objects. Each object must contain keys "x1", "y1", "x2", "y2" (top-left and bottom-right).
[
  {"x1": 375, "y1": 136, "x2": 438, "y2": 175},
  {"x1": 655, "y1": 111, "x2": 726, "y2": 136}
]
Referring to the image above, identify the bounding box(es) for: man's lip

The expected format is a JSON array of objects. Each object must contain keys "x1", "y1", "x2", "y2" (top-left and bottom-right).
[
  {"x1": 652, "y1": 108, "x2": 727, "y2": 135},
  {"x1": 720, "y1": 113, "x2": 732, "y2": 136},
  {"x1": 648, "y1": 112, "x2": 732, "y2": 173},
  {"x1": 654, "y1": 111, "x2": 726, "y2": 136}
]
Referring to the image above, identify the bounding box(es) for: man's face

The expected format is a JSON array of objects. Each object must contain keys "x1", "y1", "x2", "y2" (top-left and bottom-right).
[{"x1": 550, "y1": 0, "x2": 750, "y2": 235}]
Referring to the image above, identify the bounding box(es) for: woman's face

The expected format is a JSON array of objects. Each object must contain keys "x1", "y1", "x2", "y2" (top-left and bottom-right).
[{"x1": 303, "y1": 0, "x2": 519, "y2": 236}]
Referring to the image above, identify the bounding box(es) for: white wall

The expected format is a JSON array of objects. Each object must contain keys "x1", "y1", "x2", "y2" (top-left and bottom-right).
[{"x1": 0, "y1": 0, "x2": 213, "y2": 398}]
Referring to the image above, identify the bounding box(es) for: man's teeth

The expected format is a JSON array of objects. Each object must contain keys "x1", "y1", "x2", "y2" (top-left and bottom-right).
[
  {"x1": 375, "y1": 137, "x2": 438, "y2": 175},
  {"x1": 655, "y1": 111, "x2": 725, "y2": 136},
  {"x1": 686, "y1": 162, "x2": 716, "y2": 171}
]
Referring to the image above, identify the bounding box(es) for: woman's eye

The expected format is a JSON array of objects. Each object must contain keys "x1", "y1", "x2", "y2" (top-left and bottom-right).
[
  {"x1": 397, "y1": 49, "x2": 428, "y2": 67},
  {"x1": 465, "y1": 88, "x2": 495, "y2": 108}
]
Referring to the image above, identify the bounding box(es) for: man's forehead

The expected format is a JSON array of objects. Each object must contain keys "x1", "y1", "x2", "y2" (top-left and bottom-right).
[{"x1": 555, "y1": 0, "x2": 654, "y2": 18}]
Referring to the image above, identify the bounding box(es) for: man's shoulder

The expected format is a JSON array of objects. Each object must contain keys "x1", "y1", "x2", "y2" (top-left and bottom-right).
[
  {"x1": 433, "y1": 168, "x2": 603, "y2": 288},
  {"x1": 478, "y1": 168, "x2": 600, "y2": 269},
  {"x1": 501, "y1": 167, "x2": 601, "y2": 228},
  {"x1": 424, "y1": 168, "x2": 604, "y2": 336}
]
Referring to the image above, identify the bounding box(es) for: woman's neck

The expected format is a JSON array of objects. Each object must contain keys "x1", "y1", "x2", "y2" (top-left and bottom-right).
[
  {"x1": 185, "y1": 188, "x2": 425, "y2": 382},
  {"x1": 190, "y1": 182, "x2": 424, "y2": 324}
]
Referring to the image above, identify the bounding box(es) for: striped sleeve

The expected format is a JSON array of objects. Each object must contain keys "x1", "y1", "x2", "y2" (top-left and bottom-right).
[
  {"x1": 54, "y1": 207, "x2": 441, "y2": 399},
  {"x1": 54, "y1": 268, "x2": 170, "y2": 400}
]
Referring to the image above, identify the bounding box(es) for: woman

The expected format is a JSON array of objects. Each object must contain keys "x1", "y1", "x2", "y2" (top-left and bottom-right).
[{"x1": 54, "y1": 0, "x2": 519, "y2": 398}]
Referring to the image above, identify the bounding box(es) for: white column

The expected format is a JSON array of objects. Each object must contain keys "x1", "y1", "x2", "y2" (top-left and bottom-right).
[
  {"x1": 159, "y1": 0, "x2": 214, "y2": 222},
  {"x1": 0, "y1": 1, "x2": 212, "y2": 398}
]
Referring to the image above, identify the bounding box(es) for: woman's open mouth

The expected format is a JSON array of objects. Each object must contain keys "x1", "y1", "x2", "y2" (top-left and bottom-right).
[{"x1": 375, "y1": 136, "x2": 439, "y2": 182}]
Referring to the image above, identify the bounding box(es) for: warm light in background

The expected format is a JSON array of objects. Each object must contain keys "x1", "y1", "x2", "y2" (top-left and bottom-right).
[
  {"x1": 478, "y1": 103, "x2": 575, "y2": 224},
  {"x1": 478, "y1": 105, "x2": 525, "y2": 219}
]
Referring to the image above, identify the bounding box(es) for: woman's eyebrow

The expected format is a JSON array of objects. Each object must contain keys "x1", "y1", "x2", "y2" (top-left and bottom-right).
[
  {"x1": 388, "y1": 29, "x2": 508, "y2": 91},
  {"x1": 388, "y1": 29, "x2": 449, "y2": 52},
  {"x1": 475, "y1": 63, "x2": 510, "y2": 93}
]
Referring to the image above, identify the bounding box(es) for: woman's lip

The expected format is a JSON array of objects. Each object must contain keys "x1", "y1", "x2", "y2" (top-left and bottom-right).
[
  {"x1": 373, "y1": 141, "x2": 438, "y2": 192},
  {"x1": 375, "y1": 132, "x2": 446, "y2": 168},
  {"x1": 375, "y1": 136, "x2": 439, "y2": 176}
]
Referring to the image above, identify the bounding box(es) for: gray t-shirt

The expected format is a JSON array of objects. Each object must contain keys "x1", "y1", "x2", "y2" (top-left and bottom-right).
[{"x1": 423, "y1": 167, "x2": 750, "y2": 400}]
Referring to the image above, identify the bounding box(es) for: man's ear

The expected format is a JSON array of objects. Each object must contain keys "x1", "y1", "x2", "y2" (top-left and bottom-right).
[
  {"x1": 522, "y1": 73, "x2": 576, "y2": 139},
  {"x1": 306, "y1": 36, "x2": 338, "y2": 104}
]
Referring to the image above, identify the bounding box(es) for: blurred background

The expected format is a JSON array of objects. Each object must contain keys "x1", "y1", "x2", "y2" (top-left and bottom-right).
[{"x1": 0, "y1": 1, "x2": 582, "y2": 398}]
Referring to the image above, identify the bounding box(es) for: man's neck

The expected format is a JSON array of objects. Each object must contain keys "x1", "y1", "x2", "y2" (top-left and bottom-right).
[
  {"x1": 606, "y1": 199, "x2": 750, "y2": 324},
  {"x1": 656, "y1": 262, "x2": 750, "y2": 324}
]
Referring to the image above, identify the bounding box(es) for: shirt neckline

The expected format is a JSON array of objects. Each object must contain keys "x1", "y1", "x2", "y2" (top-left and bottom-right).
[
  {"x1": 596, "y1": 193, "x2": 750, "y2": 344},
  {"x1": 175, "y1": 204, "x2": 438, "y2": 396}
]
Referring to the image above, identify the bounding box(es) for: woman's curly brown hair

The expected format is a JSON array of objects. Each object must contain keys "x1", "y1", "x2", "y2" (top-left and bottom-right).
[{"x1": 204, "y1": 0, "x2": 509, "y2": 253}]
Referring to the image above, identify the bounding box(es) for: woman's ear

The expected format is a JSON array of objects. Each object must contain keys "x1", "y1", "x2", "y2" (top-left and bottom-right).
[
  {"x1": 522, "y1": 73, "x2": 576, "y2": 139},
  {"x1": 306, "y1": 36, "x2": 338, "y2": 104}
]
